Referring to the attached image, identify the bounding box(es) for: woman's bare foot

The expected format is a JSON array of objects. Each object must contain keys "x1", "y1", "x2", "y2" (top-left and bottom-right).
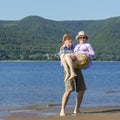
[
  {"x1": 68, "y1": 73, "x2": 77, "y2": 80},
  {"x1": 64, "y1": 74, "x2": 70, "y2": 81}
]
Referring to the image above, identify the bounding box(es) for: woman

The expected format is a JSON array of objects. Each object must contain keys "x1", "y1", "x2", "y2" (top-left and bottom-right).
[
  {"x1": 74, "y1": 31, "x2": 95, "y2": 69},
  {"x1": 59, "y1": 32, "x2": 94, "y2": 116},
  {"x1": 59, "y1": 31, "x2": 95, "y2": 82}
]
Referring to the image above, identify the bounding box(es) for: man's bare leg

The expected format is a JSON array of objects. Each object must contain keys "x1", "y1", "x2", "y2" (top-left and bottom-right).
[
  {"x1": 60, "y1": 91, "x2": 71, "y2": 116},
  {"x1": 74, "y1": 91, "x2": 85, "y2": 114}
]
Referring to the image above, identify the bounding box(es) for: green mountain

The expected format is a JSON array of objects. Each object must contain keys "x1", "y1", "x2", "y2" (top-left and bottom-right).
[{"x1": 0, "y1": 15, "x2": 120, "y2": 61}]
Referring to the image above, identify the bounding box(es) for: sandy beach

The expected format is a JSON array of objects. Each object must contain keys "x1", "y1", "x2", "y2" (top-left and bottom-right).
[{"x1": 0, "y1": 105, "x2": 120, "y2": 120}]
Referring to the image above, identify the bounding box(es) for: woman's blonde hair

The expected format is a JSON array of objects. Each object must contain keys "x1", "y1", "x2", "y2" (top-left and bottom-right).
[{"x1": 62, "y1": 34, "x2": 71, "y2": 44}]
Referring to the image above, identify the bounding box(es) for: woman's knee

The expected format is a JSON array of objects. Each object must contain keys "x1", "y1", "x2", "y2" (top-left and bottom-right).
[{"x1": 64, "y1": 54, "x2": 72, "y2": 60}]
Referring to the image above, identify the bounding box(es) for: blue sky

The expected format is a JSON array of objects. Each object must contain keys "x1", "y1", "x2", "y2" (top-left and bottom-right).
[{"x1": 0, "y1": 0, "x2": 120, "y2": 21}]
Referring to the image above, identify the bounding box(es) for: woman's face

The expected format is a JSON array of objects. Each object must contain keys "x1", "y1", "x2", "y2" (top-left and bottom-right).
[
  {"x1": 78, "y1": 36, "x2": 87, "y2": 44},
  {"x1": 64, "y1": 37, "x2": 72, "y2": 46}
]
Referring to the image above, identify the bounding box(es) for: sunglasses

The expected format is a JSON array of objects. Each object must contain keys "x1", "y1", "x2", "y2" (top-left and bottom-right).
[{"x1": 79, "y1": 36, "x2": 86, "y2": 39}]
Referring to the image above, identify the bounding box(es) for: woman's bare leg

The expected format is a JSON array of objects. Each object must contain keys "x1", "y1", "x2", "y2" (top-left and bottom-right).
[
  {"x1": 65, "y1": 54, "x2": 77, "y2": 80},
  {"x1": 60, "y1": 54, "x2": 70, "y2": 81}
]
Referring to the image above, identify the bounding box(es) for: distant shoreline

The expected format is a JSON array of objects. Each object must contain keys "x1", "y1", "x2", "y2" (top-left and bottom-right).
[
  {"x1": 0, "y1": 60, "x2": 120, "y2": 62},
  {"x1": 0, "y1": 60, "x2": 59, "y2": 62}
]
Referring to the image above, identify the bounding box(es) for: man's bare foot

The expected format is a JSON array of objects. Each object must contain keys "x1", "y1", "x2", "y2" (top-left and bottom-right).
[
  {"x1": 73, "y1": 110, "x2": 80, "y2": 114},
  {"x1": 60, "y1": 112, "x2": 66, "y2": 116}
]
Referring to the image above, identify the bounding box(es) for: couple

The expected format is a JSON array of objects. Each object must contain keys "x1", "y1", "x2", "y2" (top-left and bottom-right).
[{"x1": 59, "y1": 31, "x2": 95, "y2": 116}]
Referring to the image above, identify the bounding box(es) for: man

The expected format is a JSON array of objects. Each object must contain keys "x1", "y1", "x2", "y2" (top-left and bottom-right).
[{"x1": 59, "y1": 33, "x2": 87, "y2": 116}]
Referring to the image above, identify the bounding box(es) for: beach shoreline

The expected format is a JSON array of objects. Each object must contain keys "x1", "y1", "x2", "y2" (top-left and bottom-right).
[{"x1": 0, "y1": 105, "x2": 120, "y2": 120}]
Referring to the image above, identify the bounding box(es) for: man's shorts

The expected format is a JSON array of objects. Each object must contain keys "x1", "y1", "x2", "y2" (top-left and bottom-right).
[{"x1": 64, "y1": 70, "x2": 87, "y2": 92}]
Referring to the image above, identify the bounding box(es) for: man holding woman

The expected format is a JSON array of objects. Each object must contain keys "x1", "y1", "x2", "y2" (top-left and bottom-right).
[{"x1": 59, "y1": 31, "x2": 95, "y2": 116}]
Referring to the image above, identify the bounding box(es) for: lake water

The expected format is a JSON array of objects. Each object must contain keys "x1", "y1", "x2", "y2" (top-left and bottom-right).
[{"x1": 0, "y1": 61, "x2": 120, "y2": 108}]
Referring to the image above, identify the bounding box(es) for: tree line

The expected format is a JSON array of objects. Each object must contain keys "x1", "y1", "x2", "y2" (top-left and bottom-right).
[{"x1": 0, "y1": 16, "x2": 120, "y2": 61}]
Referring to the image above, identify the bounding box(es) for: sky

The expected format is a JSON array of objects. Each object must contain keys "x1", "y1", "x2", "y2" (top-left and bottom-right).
[{"x1": 0, "y1": 0, "x2": 120, "y2": 21}]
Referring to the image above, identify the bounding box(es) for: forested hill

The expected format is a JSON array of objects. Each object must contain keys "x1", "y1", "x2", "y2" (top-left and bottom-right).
[{"x1": 0, "y1": 15, "x2": 120, "y2": 61}]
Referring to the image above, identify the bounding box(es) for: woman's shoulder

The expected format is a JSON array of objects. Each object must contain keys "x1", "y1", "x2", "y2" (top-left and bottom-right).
[
  {"x1": 74, "y1": 44, "x2": 80, "y2": 48},
  {"x1": 85, "y1": 43, "x2": 92, "y2": 47}
]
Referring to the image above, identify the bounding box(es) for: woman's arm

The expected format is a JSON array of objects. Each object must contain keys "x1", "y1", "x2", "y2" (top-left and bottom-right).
[
  {"x1": 81, "y1": 44, "x2": 95, "y2": 58},
  {"x1": 74, "y1": 44, "x2": 80, "y2": 53}
]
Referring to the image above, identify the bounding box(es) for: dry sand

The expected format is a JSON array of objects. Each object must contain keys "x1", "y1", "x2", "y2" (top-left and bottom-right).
[{"x1": 0, "y1": 105, "x2": 120, "y2": 120}]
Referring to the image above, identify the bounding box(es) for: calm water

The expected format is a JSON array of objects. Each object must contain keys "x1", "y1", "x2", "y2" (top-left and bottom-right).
[{"x1": 0, "y1": 61, "x2": 120, "y2": 108}]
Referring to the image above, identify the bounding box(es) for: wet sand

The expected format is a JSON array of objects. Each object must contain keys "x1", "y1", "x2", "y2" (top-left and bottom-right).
[{"x1": 0, "y1": 105, "x2": 120, "y2": 120}]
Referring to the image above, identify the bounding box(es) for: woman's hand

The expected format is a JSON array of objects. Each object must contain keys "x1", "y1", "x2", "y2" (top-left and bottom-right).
[{"x1": 61, "y1": 44, "x2": 66, "y2": 49}]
